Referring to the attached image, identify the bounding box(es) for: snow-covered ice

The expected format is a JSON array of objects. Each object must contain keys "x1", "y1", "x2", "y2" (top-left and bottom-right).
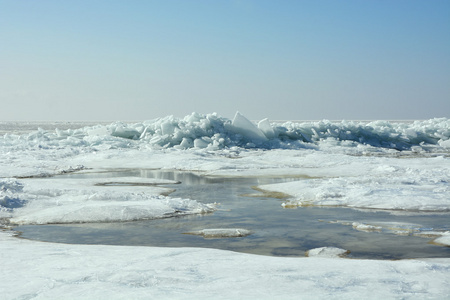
[
  {"x1": 306, "y1": 246, "x2": 350, "y2": 258},
  {"x1": 2, "y1": 177, "x2": 214, "y2": 225},
  {"x1": 1, "y1": 112, "x2": 450, "y2": 299},
  {"x1": 1, "y1": 230, "x2": 449, "y2": 299},
  {"x1": 433, "y1": 232, "x2": 450, "y2": 247}
]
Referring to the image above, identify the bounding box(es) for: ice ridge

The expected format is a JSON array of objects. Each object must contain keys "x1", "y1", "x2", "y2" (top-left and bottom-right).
[{"x1": 1, "y1": 112, "x2": 449, "y2": 151}]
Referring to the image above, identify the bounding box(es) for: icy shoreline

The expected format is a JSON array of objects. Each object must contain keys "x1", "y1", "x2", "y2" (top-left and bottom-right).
[{"x1": 1, "y1": 230, "x2": 449, "y2": 299}]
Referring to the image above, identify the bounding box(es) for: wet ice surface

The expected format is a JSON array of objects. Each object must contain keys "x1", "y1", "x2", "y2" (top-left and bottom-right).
[{"x1": 15, "y1": 169, "x2": 450, "y2": 260}]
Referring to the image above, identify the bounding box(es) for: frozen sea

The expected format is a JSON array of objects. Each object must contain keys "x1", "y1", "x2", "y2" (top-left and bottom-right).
[{"x1": 1, "y1": 112, "x2": 450, "y2": 299}]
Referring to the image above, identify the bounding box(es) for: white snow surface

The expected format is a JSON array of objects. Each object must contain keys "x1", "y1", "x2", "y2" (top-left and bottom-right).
[
  {"x1": 1, "y1": 113, "x2": 450, "y2": 299},
  {"x1": 1, "y1": 177, "x2": 214, "y2": 225},
  {"x1": 260, "y1": 155, "x2": 450, "y2": 212},
  {"x1": 1, "y1": 230, "x2": 450, "y2": 300}
]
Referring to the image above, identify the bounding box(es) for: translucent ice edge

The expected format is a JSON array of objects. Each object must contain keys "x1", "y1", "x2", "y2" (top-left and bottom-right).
[
  {"x1": 332, "y1": 220, "x2": 449, "y2": 237},
  {"x1": 1, "y1": 112, "x2": 449, "y2": 151},
  {"x1": 185, "y1": 228, "x2": 252, "y2": 238},
  {"x1": 325, "y1": 220, "x2": 450, "y2": 248}
]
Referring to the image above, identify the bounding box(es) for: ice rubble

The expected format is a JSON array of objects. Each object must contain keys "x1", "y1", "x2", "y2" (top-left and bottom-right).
[
  {"x1": 0, "y1": 112, "x2": 449, "y2": 224},
  {"x1": 1, "y1": 112, "x2": 449, "y2": 151}
]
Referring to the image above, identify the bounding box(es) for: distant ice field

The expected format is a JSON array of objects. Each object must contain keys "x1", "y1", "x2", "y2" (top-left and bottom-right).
[{"x1": 1, "y1": 112, "x2": 449, "y2": 258}]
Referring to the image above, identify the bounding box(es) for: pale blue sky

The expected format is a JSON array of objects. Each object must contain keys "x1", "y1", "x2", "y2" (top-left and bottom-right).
[{"x1": 1, "y1": 0, "x2": 449, "y2": 121}]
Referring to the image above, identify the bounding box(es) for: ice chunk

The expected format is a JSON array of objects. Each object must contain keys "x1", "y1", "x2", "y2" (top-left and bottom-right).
[
  {"x1": 87, "y1": 126, "x2": 110, "y2": 136},
  {"x1": 139, "y1": 126, "x2": 150, "y2": 139},
  {"x1": 185, "y1": 228, "x2": 252, "y2": 238},
  {"x1": 306, "y1": 247, "x2": 350, "y2": 258},
  {"x1": 194, "y1": 138, "x2": 209, "y2": 149},
  {"x1": 228, "y1": 112, "x2": 268, "y2": 142},
  {"x1": 110, "y1": 124, "x2": 140, "y2": 139},
  {"x1": 179, "y1": 137, "x2": 193, "y2": 149},
  {"x1": 433, "y1": 232, "x2": 450, "y2": 246},
  {"x1": 160, "y1": 117, "x2": 177, "y2": 135},
  {"x1": 258, "y1": 118, "x2": 276, "y2": 139},
  {"x1": 439, "y1": 139, "x2": 450, "y2": 148},
  {"x1": 352, "y1": 222, "x2": 382, "y2": 232}
]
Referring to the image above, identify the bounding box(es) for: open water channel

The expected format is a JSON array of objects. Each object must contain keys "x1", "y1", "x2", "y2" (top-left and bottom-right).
[{"x1": 15, "y1": 169, "x2": 450, "y2": 260}]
